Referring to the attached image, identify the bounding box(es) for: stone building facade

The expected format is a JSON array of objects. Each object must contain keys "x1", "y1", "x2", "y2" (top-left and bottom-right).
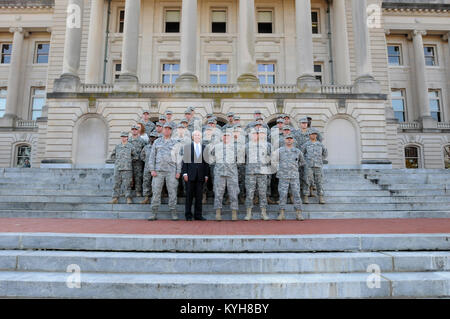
[{"x1": 0, "y1": 0, "x2": 449, "y2": 169}]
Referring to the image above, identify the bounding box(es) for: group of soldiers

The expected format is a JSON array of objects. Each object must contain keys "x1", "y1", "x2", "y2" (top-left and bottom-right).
[{"x1": 110, "y1": 107, "x2": 328, "y2": 221}]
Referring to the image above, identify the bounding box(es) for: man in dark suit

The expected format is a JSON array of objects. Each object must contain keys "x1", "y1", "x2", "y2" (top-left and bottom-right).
[{"x1": 181, "y1": 130, "x2": 210, "y2": 221}]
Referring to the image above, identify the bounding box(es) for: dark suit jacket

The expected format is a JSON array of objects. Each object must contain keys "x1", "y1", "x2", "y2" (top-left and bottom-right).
[{"x1": 181, "y1": 143, "x2": 210, "y2": 182}]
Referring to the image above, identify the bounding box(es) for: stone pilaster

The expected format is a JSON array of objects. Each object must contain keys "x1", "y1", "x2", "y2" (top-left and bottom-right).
[
  {"x1": 175, "y1": 0, "x2": 199, "y2": 92},
  {"x1": 237, "y1": 0, "x2": 259, "y2": 92},
  {"x1": 351, "y1": 0, "x2": 380, "y2": 94},
  {"x1": 331, "y1": 0, "x2": 351, "y2": 85},
  {"x1": 54, "y1": 0, "x2": 84, "y2": 92},
  {"x1": 295, "y1": 0, "x2": 321, "y2": 92},
  {"x1": 85, "y1": 0, "x2": 105, "y2": 84}
]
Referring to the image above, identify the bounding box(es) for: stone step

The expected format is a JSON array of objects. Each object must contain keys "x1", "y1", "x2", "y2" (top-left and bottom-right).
[
  {"x1": 1, "y1": 209, "x2": 450, "y2": 219},
  {"x1": 384, "y1": 184, "x2": 450, "y2": 190},
  {"x1": 0, "y1": 201, "x2": 448, "y2": 212},
  {"x1": 1, "y1": 250, "x2": 448, "y2": 274},
  {"x1": 0, "y1": 270, "x2": 448, "y2": 298},
  {"x1": 1, "y1": 233, "x2": 449, "y2": 252},
  {"x1": 1, "y1": 194, "x2": 449, "y2": 204}
]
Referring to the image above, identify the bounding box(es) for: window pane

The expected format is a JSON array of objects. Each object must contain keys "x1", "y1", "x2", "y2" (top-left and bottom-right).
[
  {"x1": 172, "y1": 63, "x2": 179, "y2": 71},
  {"x1": 266, "y1": 64, "x2": 274, "y2": 72},
  {"x1": 388, "y1": 56, "x2": 400, "y2": 65},
  {"x1": 165, "y1": 22, "x2": 180, "y2": 33},
  {"x1": 35, "y1": 89, "x2": 46, "y2": 96},
  {"x1": 428, "y1": 91, "x2": 438, "y2": 98},
  {"x1": 258, "y1": 75, "x2": 266, "y2": 84},
  {"x1": 429, "y1": 100, "x2": 439, "y2": 112},
  {"x1": 392, "y1": 100, "x2": 404, "y2": 112},
  {"x1": 431, "y1": 112, "x2": 441, "y2": 122},
  {"x1": 37, "y1": 43, "x2": 49, "y2": 54},
  {"x1": 391, "y1": 90, "x2": 403, "y2": 98},
  {"x1": 258, "y1": 23, "x2": 272, "y2": 34},
  {"x1": 33, "y1": 97, "x2": 45, "y2": 111},
  {"x1": 2, "y1": 44, "x2": 11, "y2": 54},
  {"x1": 311, "y1": 11, "x2": 318, "y2": 22},
  {"x1": 405, "y1": 147, "x2": 418, "y2": 158},
  {"x1": 314, "y1": 64, "x2": 322, "y2": 72},
  {"x1": 166, "y1": 10, "x2": 180, "y2": 22},
  {"x1": 219, "y1": 75, "x2": 227, "y2": 84},
  {"x1": 210, "y1": 64, "x2": 217, "y2": 72},
  {"x1": 210, "y1": 75, "x2": 217, "y2": 84},
  {"x1": 394, "y1": 111, "x2": 405, "y2": 122},
  {"x1": 267, "y1": 75, "x2": 275, "y2": 84},
  {"x1": 162, "y1": 74, "x2": 171, "y2": 83},
  {"x1": 219, "y1": 64, "x2": 227, "y2": 72},
  {"x1": 212, "y1": 11, "x2": 226, "y2": 22},
  {"x1": 424, "y1": 47, "x2": 434, "y2": 56},
  {"x1": 212, "y1": 22, "x2": 226, "y2": 33},
  {"x1": 258, "y1": 64, "x2": 265, "y2": 72},
  {"x1": 172, "y1": 75, "x2": 178, "y2": 83},
  {"x1": 32, "y1": 110, "x2": 41, "y2": 120},
  {"x1": 258, "y1": 11, "x2": 272, "y2": 23}
]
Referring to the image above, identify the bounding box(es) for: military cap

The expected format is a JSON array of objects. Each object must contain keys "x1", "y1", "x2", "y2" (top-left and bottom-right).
[
  {"x1": 180, "y1": 118, "x2": 188, "y2": 123},
  {"x1": 163, "y1": 123, "x2": 173, "y2": 129},
  {"x1": 233, "y1": 125, "x2": 242, "y2": 131},
  {"x1": 184, "y1": 109, "x2": 192, "y2": 114},
  {"x1": 309, "y1": 128, "x2": 319, "y2": 135},
  {"x1": 250, "y1": 128, "x2": 259, "y2": 134},
  {"x1": 284, "y1": 134, "x2": 295, "y2": 139},
  {"x1": 223, "y1": 131, "x2": 232, "y2": 136},
  {"x1": 276, "y1": 118, "x2": 285, "y2": 124},
  {"x1": 149, "y1": 131, "x2": 159, "y2": 137},
  {"x1": 177, "y1": 123, "x2": 185, "y2": 129},
  {"x1": 226, "y1": 112, "x2": 235, "y2": 117},
  {"x1": 131, "y1": 124, "x2": 140, "y2": 130},
  {"x1": 233, "y1": 115, "x2": 241, "y2": 120},
  {"x1": 282, "y1": 125, "x2": 292, "y2": 131},
  {"x1": 155, "y1": 121, "x2": 163, "y2": 127},
  {"x1": 120, "y1": 131, "x2": 129, "y2": 137},
  {"x1": 207, "y1": 118, "x2": 216, "y2": 124},
  {"x1": 187, "y1": 106, "x2": 195, "y2": 111},
  {"x1": 255, "y1": 116, "x2": 264, "y2": 121},
  {"x1": 277, "y1": 114, "x2": 284, "y2": 119},
  {"x1": 254, "y1": 110, "x2": 262, "y2": 114},
  {"x1": 299, "y1": 117, "x2": 308, "y2": 123},
  {"x1": 142, "y1": 110, "x2": 150, "y2": 114},
  {"x1": 165, "y1": 110, "x2": 173, "y2": 115},
  {"x1": 284, "y1": 114, "x2": 291, "y2": 118},
  {"x1": 159, "y1": 115, "x2": 166, "y2": 120},
  {"x1": 258, "y1": 128, "x2": 267, "y2": 134},
  {"x1": 206, "y1": 113, "x2": 214, "y2": 118}
]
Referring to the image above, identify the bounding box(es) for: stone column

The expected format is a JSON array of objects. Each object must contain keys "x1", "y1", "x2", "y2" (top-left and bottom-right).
[
  {"x1": 412, "y1": 30, "x2": 433, "y2": 127},
  {"x1": 351, "y1": 0, "x2": 380, "y2": 93},
  {"x1": 116, "y1": 0, "x2": 141, "y2": 90},
  {"x1": 237, "y1": 0, "x2": 259, "y2": 92},
  {"x1": 175, "y1": 0, "x2": 199, "y2": 92},
  {"x1": 0, "y1": 27, "x2": 26, "y2": 125},
  {"x1": 295, "y1": 0, "x2": 320, "y2": 92},
  {"x1": 85, "y1": 0, "x2": 105, "y2": 84},
  {"x1": 54, "y1": 0, "x2": 84, "y2": 92},
  {"x1": 331, "y1": 0, "x2": 351, "y2": 85}
]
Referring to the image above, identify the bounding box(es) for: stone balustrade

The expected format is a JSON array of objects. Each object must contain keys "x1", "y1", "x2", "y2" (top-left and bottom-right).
[
  {"x1": 15, "y1": 120, "x2": 38, "y2": 128},
  {"x1": 398, "y1": 122, "x2": 421, "y2": 130}
]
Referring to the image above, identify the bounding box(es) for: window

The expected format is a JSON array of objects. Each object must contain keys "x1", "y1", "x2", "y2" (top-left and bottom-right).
[
  {"x1": 30, "y1": 87, "x2": 46, "y2": 120},
  {"x1": 311, "y1": 10, "x2": 319, "y2": 34},
  {"x1": 444, "y1": 145, "x2": 450, "y2": 169},
  {"x1": 117, "y1": 9, "x2": 125, "y2": 33},
  {"x1": 161, "y1": 63, "x2": 179, "y2": 84},
  {"x1": 0, "y1": 88, "x2": 6, "y2": 117},
  {"x1": 391, "y1": 89, "x2": 406, "y2": 122},
  {"x1": 387, "y1": 45, "x2": 402, "y2": 66},
  {"x1": 16, "y1": 145, "x2": 31, "y2": 167},
  {"x1": 165, "y1": 9, "x2": 180, "y2": 33},
  {"x1": 34, "y1": 43, "x2": 50, "y2": 64},
  {"x1": 209, "y1": 63, "x2": 227, "y2": 84},
  {"x1": 424, "y1": 46, "x2": 437, "y2": 66},
  {"x1": 258, "y1": 63, "x2": 275, "y2": 84},
  {"x1": 257, "y1": 10, "x2": 273, "y2": 34},
  {"x1": 211, "y1": 10, "x2": 226, "y2": 33},
  {"x1": 405, "y1": 146, "x2": 420, "y2": 169},
  {"x1": 429, "y1": 90, "x2": 441, "y2": 122},
  {"x1": 113, "y1": 62, "x2": 121, "y2": 80},
  {"x1": 1, "y1": 43, "x2": 11, "y2": 64},
  {"x1": 314, "y1": 63, "x2": 323, "y2": 83}
]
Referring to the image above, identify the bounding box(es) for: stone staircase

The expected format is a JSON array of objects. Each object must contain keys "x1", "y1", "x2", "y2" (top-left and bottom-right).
[
  {"x1": 0, "y1": 168, "x2": 449, "y2": 220},
  {"x1": 0, "y1": 232, "x2": 449, "y2": 298}
]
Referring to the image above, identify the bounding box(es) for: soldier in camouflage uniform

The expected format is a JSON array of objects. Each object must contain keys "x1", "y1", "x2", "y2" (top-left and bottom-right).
[
  {"x1": 149, "y1": 124, "x2": 182, "y2": 220},
  {"x1": 153, "y1": 121, "x2": 164, "y2": 137},
  {"x1": 201, "y1": 120, "x2": 221, "y2": 203},
  {"x1": 129, "y1": 125, "x2": 147, "y2": 197},
  {"x1": 208, "y1": 131, "x2": 244, "y2": 221},
  {"x1": 244, "y1": 128, "x2": 271, "y2": 221},
  {"x1": 140, "y1": 131, "x2": 159, "y2": 204},
  {"x1": 232, "y1": 124, "x2": 246, "y2": 204},
  {"x1": 109, "y1": 132, "x2": 136, "y2": 204},
  {"x1": 221, "y1": 112, "x2": 235, "y2": 132},
  {"x1": 139, "y1": 110, "x2": 155, "y2": 138},
  {"x1": 165, "y1": 110, "x2": 177, "y2": 131},
  {"x1": 302, "y1": 128, "x2": 328, "y2": 205},
  {"x1": 272, "y1": 134, "x2": 305, "y2": 221}
]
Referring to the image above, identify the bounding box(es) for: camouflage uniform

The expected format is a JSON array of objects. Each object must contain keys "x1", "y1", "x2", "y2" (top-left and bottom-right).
[
  {"x1": 110, "y1": 142, "x2": 136, "y2": 198},
  {"x1": 149, "y1": 136, "x2": 181, "y2": 211},
  {"x1": 293, "y1": 128, "x2": 311, "y2": 196},
  {"x1": 129, "y1": 135, "x2": 147, "y2": 195},
  {"x1": 245, "y1": 139, "x2": 271, "y2": 209},
  {"x1": 234, "y1": 128, "x2": 246, "y2": 203},
  {"x1": 273, "y1": 145, "x2": 305, "y2": 211},
  {"x1": 140, "y1": 136, "x2": 157, "y2": 197},
  {"x1": 302, "y1": 139, "x2": 328, "y2": 196},
  {"x1": 139, "y1": 119, "x2": 155, "y2": 137},
  {"x1": 209, "y1": 140, "x2": 243, "y2": 211}
]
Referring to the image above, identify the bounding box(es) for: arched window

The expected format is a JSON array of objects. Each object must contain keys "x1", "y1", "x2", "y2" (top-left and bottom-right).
[
  {"x1": 404, "y1": 145, "x2": 421, "y2": 169},
  {"x1": 15, "y1": 144, "x2": 31, "y2": 167},
  {"x1": 444, "y1": 145, "x2": 450, "y2": 169}
]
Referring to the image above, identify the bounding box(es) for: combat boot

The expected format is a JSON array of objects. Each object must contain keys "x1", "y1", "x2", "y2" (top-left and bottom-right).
[
  {"x1": 136, "y1": 192, "x2": 142, "y2": 197},
  {"x1": 309, "y1": 186, "x2": 316, "y2": 197},
  {"x1": 302, "y1": 195, "x2": 309, "y2": 204},
  {"x1": 267, "y1": 197, "x2": 276, "y2": 205},
  {"x1": 109, "y1": 197, "x2": 118, "y2": 204},
  {"x1": 296, "y1": 209, "x2": 304, "y2": 221},
  {"x1": 277, "y1": 209, "x2": 285, "y2": 221},
  {"x1": 140, "y1": 196, "x2": 150, "y2": 204},
  {"x1": 244, "y1": 208, "x2": 252, "y2": 221},
  {"x1": 171, "y1": 209, "x2": 179, "y2": 221},
  {"x1": 215, "y1": 209, "x2": 222, "y2": 221},
  {"x1": 289, "y1": 194, "x2": 294, "y2": 204},
  {"x1": 232, "y1": 210, "x2": 238, "y2": 221},
  {"x1": 148, "y1": 208, "x2": 158, "y2": 221},
  {"x1": 126, "y1": 197, "x2": 132, "y2": 204},
  {"x1": 319, "y1": 195, "x2": 325, "y2": 205},
  {"x1": 261, "y1": 208, "x2": 269, "y2": 221}
]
